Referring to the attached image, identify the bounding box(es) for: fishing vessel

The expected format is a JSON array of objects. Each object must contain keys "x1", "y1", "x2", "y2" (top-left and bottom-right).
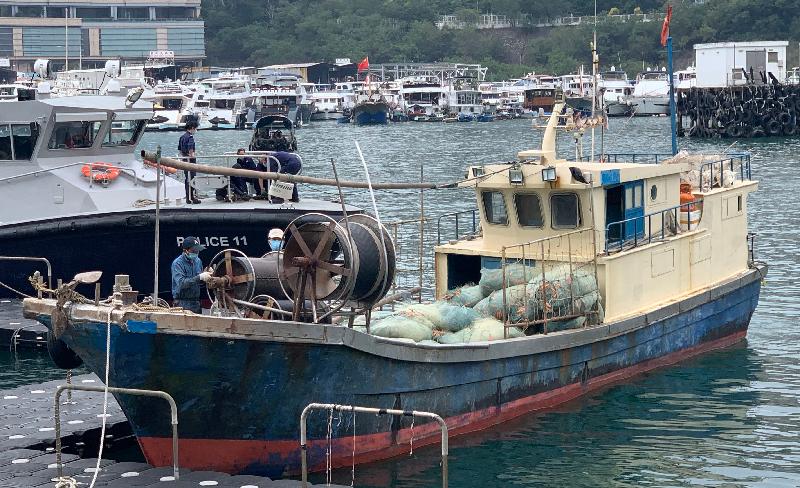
[
  {"x1": 22, "y1": 97, "x2": 765, "y2": 479},
  {"x1": 0, "y1": 88, "x2": 354, "y2": 299}
]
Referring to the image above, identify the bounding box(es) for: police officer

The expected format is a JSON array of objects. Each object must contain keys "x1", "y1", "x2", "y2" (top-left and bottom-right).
[
  {"x1": 171, "y1": 236, "x2": 211, "y2": 313},
  {"x1": 178, "y1": 121, "x2": 201, "y2": 204},
  {"x1": 257, "y1": 151, "x2": 302, "y2": 202}
]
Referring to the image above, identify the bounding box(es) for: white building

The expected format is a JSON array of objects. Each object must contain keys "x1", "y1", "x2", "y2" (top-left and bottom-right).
[{"x1": 694, "y1": 41, "x2": 788, "y2": 88}]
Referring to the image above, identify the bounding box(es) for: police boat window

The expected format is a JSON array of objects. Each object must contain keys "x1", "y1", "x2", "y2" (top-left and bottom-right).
[
  {"x1": 550, "y1": 192, "x2": 581, "y2": 229},
  {"x1": 514, "y1": 193, "x2": 544, "y2": 227},
  {"x1": 0, "y1": 123, "x2": 39, "y2": 160},
  {"x1": 482, "y1": 191, "x2": 508, "y2": 225},
  {"x1": 48, "y1": 121, "x2": 102, "y2": 150},
  {"x1": 103, "y1": 120, "x2": 146, "y2": 147}
]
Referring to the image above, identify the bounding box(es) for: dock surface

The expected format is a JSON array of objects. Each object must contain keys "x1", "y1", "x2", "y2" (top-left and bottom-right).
[{"x1": 0, "y1": 299, "x2": 346, "y2": 487}]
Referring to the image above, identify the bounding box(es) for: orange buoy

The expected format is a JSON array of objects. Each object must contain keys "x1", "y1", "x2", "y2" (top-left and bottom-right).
[
  {"x1": 80, "y1": 163, "x2": 121, "y2": 185},
  {"x1": 143, "y1": 159, "x2": 178, "y2": 175},
  {"x1": 680, "y1": 191, "x2": 697, "y2": 211}
]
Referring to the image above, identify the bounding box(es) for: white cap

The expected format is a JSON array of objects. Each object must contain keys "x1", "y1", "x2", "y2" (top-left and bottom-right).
[{"x1": 268, "y1": 228, "x2": 284, "y2": 240}]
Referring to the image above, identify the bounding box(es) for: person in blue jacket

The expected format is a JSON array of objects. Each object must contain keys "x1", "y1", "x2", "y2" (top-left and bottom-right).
[{"x1": 171, "y1": 236, "x2": 211, "y2": 313}]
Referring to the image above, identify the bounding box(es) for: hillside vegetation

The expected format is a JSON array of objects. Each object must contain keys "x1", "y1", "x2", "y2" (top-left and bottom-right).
[{"x1": 203, "y1": 0, "x2": 800, "y2": 80}]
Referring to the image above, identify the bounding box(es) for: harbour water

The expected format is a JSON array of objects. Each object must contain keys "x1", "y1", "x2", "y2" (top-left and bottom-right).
[{"x1": 2, "y1": 118, "x2": 798, "y2": 487}]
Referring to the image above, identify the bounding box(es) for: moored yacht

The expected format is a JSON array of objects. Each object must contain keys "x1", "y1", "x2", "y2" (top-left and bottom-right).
[
  {"x1": 144, "y1": 83, "x2": 195, "y2": 131},
  {"x1": 625, "y1": 71, "x2": 671, "y2": 116},
  {"x1": 600, "y1": 70, "x2": 634, "y2": 117}
]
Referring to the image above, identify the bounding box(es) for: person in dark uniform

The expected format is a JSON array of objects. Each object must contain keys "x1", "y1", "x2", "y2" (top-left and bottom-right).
[
  {"x1": 171, "y1": 236, "x2": 211, "y2": 313},
  {"x1": 178, "y1": 121, "x2": 201, "y2": 204},
  {"x1": 257, "y1": 151, "x2": 302, "y2": 202},
  {"x1": 228, "y1": 148, "x2": 260, "y2": 199}
]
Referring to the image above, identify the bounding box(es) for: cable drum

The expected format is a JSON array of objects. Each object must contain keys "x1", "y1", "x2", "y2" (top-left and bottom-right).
[
  {"x1": 279, "y1": 214, "x2": 357, "y2": 303},
  {"x1": 339, "y1": 214, "x2": 396, "y2": 305}
]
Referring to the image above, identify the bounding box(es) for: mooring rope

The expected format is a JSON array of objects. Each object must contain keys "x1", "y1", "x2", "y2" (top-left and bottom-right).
[
  {"x1": 87, "y1": 304, "x2": 118, "y2": 488},
  {"x1": 0, "y1": 279, "x2": 32, "y2": 298}
]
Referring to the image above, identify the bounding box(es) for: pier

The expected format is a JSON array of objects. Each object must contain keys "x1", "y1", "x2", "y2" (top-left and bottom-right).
[{"x1": 677, "y1": 85, "x2": 800, "y2": 139}]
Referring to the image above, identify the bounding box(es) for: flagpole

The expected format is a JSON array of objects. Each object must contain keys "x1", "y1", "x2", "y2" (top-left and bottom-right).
[{"x1": 668, "y1": 36, "x2": 677, "y2": 155}]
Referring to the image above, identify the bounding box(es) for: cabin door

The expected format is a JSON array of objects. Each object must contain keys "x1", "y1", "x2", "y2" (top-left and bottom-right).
[{"x1": 623, "y1": 180, "x2": 645, "y2": 240}]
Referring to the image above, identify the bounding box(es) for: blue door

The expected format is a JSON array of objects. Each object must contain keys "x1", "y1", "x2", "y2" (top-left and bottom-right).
[{"x1": 623, "y1": 180, "x2": 645, "y2": 240}]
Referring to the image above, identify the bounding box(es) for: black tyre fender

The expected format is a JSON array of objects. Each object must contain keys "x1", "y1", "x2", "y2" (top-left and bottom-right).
[
  {"x1": 47, "y1": 332, "x2": 83, "y2": 370},
  {"x1": 766, "y1": 118, "x2": 782, "y2": 136}
]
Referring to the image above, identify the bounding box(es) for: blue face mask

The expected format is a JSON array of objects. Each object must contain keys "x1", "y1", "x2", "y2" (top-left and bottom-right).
[
  {"x1": 269, "y1": 240, "x2": 282, "y2": 252},
  {"x1": 186, "y1": 252, "x2": 198, "y2": 260}
]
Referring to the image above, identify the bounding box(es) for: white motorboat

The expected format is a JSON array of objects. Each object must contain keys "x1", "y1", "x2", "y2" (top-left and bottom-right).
[{"x1": 625, "y1": 71, "x2": 671, "y2": 116}]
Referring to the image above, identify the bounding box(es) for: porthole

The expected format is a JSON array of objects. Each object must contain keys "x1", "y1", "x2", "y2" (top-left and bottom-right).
[{"x1": 650, "y1": 184, "x2": 658, "y2": 201}]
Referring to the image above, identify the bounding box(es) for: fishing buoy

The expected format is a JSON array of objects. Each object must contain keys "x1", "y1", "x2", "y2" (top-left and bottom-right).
[{"x1": 47, "y1": 332, "x2": 83, "y2": 370}]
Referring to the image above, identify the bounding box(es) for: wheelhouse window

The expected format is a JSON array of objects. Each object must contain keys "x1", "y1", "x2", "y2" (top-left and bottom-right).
[
  {"x1": 103, "y1": 120, "x2": 146, "y2": 147},
  {"x1": 550, "y1": 193, "x2": 581, "y2": 229},
  {"x1": 515, "y1": 193, "x2": 544, "y2": 227},
  {"x1": 48, "y1": 121, "x2": 102, "y2": 149},
  {"x1": 482, "y1": 191, "x2": 508, "y2": 225},
  {"x1": 0, "y1": 123, "x2": 39, "y2": 160}
]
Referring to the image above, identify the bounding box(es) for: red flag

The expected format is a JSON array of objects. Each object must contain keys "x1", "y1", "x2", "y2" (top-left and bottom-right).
[
  {"x1": 660, "y1": 5, "x2": 672, "y2": 47},
  {"x1": 357, "y1": 57, "x2": 369, "y2": 73}
]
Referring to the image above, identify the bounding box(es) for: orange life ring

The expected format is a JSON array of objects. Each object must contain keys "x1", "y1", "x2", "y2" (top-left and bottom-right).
[
  {"x1": 81, "y1": 163, "x2": 121, "y2": 185},
  {"x1": 143, "y1": 159, "x2": 178, "y2": 175}
]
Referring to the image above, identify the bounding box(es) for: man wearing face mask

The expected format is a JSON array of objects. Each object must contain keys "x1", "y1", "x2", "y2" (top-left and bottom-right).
[
  {"x1": 267, "y1": 228, "x2": 284, "y2": 252},
  {"x1": 171, "y1": 236, "x2": 211, "y2": 313}
]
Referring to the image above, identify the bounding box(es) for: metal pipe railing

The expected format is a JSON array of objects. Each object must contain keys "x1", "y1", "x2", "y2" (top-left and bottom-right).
[
  {"x1": 0, "y1": 161, "x2": 141, "y2": 186},
  {"x1": 300, "y1": 403, "x2": 448, "y2": 488},
  {"x1": 54, "y1": 384, "x2": 179, "y2": 480},
  {"x1": 436, "y1": 208, "x2": 479, "y2": 244},
  {"x1": 604, "y1": 199, "x2": 702, "y2": 253},
  {"x1": 0, "y1": 256, "x2": 52, "y2": 289}
]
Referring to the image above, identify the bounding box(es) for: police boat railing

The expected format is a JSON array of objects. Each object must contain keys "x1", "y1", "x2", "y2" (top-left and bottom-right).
[{"x1": 0, "y1": 161, "x2": 141, "y2": 187}]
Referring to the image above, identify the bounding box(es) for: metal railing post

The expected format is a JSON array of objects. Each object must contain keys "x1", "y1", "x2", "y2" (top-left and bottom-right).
[
  {"x1": 54, "y1": 385, "x2": 179, "y2": 480},
  {"x1": 300, "y1": 403, "x2": 448, "y2": 488},
  {"x1": 0, "y1": 256, "x2": 53, "y2": 289}
]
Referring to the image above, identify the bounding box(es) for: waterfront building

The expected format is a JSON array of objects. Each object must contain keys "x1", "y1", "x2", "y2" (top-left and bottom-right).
[
  {"x1": 694, "y1": 41, "x2": 788, "y2": 88},
  {"x1": 0, "y1": 0, "x2": 204, "y2": 72}
]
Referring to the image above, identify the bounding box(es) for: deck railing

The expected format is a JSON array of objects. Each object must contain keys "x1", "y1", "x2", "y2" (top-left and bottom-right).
[
  {"x1": 699, "y1": 153, "x2": 752, "y2": 191},
  {"x1": 436, "y1": 208, "x2": 479, "y2": 244},
  {"x1": 604, "y1": 200, "x2": 701, "y2": 253}
]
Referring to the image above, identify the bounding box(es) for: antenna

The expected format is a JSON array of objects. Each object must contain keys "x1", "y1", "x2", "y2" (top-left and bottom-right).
[{"x1": 64, "y1": 10, "x2": 68, "y2": 70}]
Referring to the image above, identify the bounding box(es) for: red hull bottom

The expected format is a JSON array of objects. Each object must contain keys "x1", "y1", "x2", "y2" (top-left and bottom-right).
[{"x1": 138, "y1": 330, "x2": 747, "y2": 476}]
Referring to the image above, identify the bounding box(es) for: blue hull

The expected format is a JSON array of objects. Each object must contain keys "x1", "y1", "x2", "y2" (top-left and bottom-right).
[
  {"x1": 353, "y1": 111, "x2": 388, "y2": 125},
  {"x1": 27, "y1": 268, "x2": 763, "y2": 477},
  {"x1": 352, "y1": 101, "x2": 389, "y2": 126}
]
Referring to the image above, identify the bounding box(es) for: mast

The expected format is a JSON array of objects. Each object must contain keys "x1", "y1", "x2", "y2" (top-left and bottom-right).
[
  {"x1": 590, "y1": 0, "x2": 598, "y2": 163},
  {"x1": 64, "y1": 10, "x2": 68, "y2": 70}
]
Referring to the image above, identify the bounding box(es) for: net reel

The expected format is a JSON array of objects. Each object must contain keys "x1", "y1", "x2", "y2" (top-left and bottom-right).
[{"x1": 278, "y1": 213, "x2": 395, "y2": 323}]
